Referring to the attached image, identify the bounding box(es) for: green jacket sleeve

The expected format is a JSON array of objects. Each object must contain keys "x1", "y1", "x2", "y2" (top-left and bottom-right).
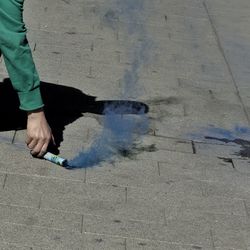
[{"x1": 0, "y1": 0, "x2": 44, "y2": 111}]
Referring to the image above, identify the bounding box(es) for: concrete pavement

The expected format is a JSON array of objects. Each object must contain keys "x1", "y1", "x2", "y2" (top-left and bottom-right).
[{"x1": 0, "y1": 0, "x2": 250, "y2": 248}]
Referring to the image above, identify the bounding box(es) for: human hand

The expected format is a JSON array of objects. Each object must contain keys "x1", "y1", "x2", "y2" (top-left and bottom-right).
[{"x1": 26, "y1": 108, "x2": 54, "y2": 158}]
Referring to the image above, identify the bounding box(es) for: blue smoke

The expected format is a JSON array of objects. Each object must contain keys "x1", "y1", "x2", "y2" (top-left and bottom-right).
[
  {"x1": 68, "y1": 0, "x2": 152, "y2": 168},
  {"x1": 68, "y1": 104, "x2": 148, "y2": 168},
  {"x1": 104, "y1": 0, "x2": 153, "y2": 99}
]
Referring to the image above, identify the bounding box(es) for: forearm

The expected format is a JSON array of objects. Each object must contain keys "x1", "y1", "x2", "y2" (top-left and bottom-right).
[
  {"x1": 0, "y1": 0, "x2": 53, "y2": 157},
  {"x1": 0, "y1": 0, "x2": 44, "y2": 111}
]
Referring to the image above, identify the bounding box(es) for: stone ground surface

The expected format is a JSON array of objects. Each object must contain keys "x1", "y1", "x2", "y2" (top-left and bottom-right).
[{"x1": 0, "y1": 0, "x2": 250, "y2": 249}]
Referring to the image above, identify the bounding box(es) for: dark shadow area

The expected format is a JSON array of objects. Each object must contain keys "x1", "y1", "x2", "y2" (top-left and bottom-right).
[{"x1": 0, "y1": 78, "x2": 149, "y2": 154}]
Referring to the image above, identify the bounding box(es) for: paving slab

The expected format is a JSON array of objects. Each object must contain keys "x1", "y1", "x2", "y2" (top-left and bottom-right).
[
  {"x1": 126, "y1": 180, "x2": 203, "y2": 211},
  {"x1": 86, "y1": 160, "x2": 160, "y2": 187},
  {"x1": 211, "y1": 229, "x2": 248, "y2": 250},
  {"x1": 126, "y1": 238, "x2": 213, "y2": 250},
  {"x1": 41, "y1": 194, "x2": 165, "y2": 224},
  {"x1": 233, "y1": 159, "x2": 250, "y2": 174},
  {"x1": 84, "y1": 233, "x2": 126, "y2": 250},
  {"x1": 83, "y1": 214, "x2": 213, "y2": 247},
  {"x1": 0, "y1": 243, "x2": 44, "y2": 250},
  {"x1": 0, "y1": 204, "x2": 82, "y2": 232},
  {"x1": 202, "y1": 181, "x2": 250, "y2": 200},
  {"x1": 4, "y1": 173, "x2": 126, "y2": 204},
  {"x1": 0, "y1": 223, "x2": 85, "y2": 249}
]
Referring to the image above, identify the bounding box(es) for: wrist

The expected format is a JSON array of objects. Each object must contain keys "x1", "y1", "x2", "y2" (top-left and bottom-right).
[{"x1": 27, "y1": 108, "x2": 45, "y2": 118}]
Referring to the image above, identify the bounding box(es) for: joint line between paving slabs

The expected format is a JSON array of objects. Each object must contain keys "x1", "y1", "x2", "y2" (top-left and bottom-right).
[
  {"x1": 11, "y1": 131, "x2": 17, "y2": 144},
  {"x1": 191, "y1": 141, "x2": 196, "y2": 154},
  {"x1": 157, "y1": 162, "x2": 161, "y2": 176},
  {"x1": 84, "y1": 169, "x2": 87, "y2": 183},
  {"x1": 203, "y1": 0, "x2": 250, "y2": 124},
  {"x1": 81, "y1": 215, "x2": 84, "y2": 234},
  {"x1": 33, "y1": 42, "x2": 37, "y2": 52},
  {"x1": 38, "y1": 196, "x2": 42, "y2": 209},
  {"x1": 231, "y1": 159, "x2": 236, "y2": 169},
  {"x1": 243, "y1": 200, "x2": 249, "y2": 217},
  {"x1": 218, "y1": 157, "x2": 235, "y2": 169},
  {"x1": 163, "y1": 209, "x2": 167, "y2": 226},
  {"x1": 124, "y1": 238, "x2": 127, "y2": 250},
  {"x1": 2, "y1": 174, "x2": 7, "y2": 189},
  {"x1": 125, "y1": 187, "x2": 128, "y2": 203},
  {"x1": 209, "y1": 229, "x2": 216, "y2": 249}
]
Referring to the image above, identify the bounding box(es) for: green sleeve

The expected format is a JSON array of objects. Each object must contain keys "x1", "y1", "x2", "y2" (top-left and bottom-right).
[{"x1": 0, "y1": 0, "x2": 44, "y2": 111}]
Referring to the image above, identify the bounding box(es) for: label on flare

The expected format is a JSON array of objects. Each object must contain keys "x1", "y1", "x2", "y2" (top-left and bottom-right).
[{"x1": 43, "y1": 152, "x2": 67, "y2": 167}]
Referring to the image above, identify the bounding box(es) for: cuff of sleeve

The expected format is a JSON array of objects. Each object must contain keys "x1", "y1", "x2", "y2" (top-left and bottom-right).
[{"x1": 17, "y1": 87, "x2": 44, "y2": 111}]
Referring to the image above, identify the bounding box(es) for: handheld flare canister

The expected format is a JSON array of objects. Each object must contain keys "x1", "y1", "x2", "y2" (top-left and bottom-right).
[{"x1": 43, "y1": 152, "x2": 68, "y2": 167}]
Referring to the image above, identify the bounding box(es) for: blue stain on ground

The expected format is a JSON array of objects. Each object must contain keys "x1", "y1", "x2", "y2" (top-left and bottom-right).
[
  {"x1": 188, "y1": 125, "x2": 250, "y2": 158},
  {"x1": 68, "y1": 0, "x2": 152, "y2": 168}
]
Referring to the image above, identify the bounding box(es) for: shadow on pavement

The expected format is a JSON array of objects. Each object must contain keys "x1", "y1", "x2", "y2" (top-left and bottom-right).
[{"x1": 0, "y1": 78, "x2": 149, "y2": 154}]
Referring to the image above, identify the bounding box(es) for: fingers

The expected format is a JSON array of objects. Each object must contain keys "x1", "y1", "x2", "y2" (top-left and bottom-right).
[
  {"x1": 40, "y1": 141, "x2": 50, "y2": 157},
  {"x1": 26, "y1": 109, "x2": 54, "y2": 158},
  {"x1": 37, "y1": 139, "x2": 50, "y2": 158},
  {"x1": 27, "y1": 136, "x2": 51, "y2": 158},
  {"x1": 26, "y1": 137, "x2": 39, "y2": 152},
  {"x1": 25, "y1": 136, "x2": 32, "y2": 146}
]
